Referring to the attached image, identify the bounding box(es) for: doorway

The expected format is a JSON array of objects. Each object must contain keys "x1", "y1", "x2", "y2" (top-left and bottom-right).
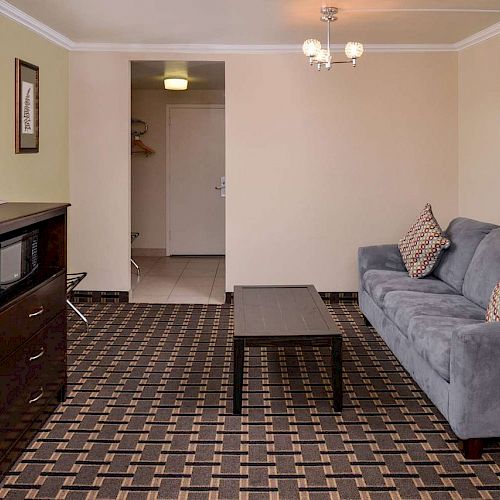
[{"x1": 130, "y1": 61, "x2": 225, "y2": 304}]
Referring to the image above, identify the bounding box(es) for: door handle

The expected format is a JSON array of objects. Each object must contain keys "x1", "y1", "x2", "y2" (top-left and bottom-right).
[{"x1": 215, "y1": 176, "x2": 226, "y2": 197}]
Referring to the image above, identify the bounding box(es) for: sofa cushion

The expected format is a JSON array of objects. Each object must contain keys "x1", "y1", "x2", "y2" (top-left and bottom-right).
[
  {"x1": 384, "y1": 291, "x2": 486, "y2": 336},
  {"x1": 463, "y1": 228, "x2": 500, "y2": 309},
  {"x1": 433, "y1": 218, "x2": 498, "y2": 292},
  {"x1": 398, "y1": 204, "x2": 451, "y2": 279},
  {"x1": 363, "y1": 270, "x2": 407, "y2": 294},
  {"x1": 407, "y1": 315, "x2": 484, "y2": 382},
  {"x1": 486, "y1": 282, "x2": 500, "y2": 322},
  {"x1": 363, "y1": 269, "x2": 458, "y2": 307}
]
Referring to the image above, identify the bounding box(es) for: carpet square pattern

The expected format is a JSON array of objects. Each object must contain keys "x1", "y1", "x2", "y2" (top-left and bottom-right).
[{"x1": 1, "y1": 302, "x2": 500, "y2": 499}]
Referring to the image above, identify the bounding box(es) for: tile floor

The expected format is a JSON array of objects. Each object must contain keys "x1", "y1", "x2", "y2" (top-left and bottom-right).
[{"x1": 130, "y1": 256, "x2": 225, "y2": 304}]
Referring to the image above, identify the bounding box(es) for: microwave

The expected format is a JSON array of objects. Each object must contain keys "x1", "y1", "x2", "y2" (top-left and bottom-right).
[{"x1": 0, "y1": 229, "x2": 39, "y2": 295}]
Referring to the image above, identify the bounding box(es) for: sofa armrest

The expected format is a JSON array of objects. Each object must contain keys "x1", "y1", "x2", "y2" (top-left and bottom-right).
[
  {"x1": 358, "y1": 244, "x2": 405, "y2": 279},
  {"x1": 449, "y1": 322, "x2": 500, "y2": 439}
]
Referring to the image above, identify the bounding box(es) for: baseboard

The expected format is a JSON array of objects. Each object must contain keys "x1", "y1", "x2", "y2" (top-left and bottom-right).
[
  {"x1": 71, "y1": 290, "x2": 357, "y2": 305},
  {"x1": 131, "y1": 248, "x2": 166, "y2": 257},
  {"x1": 323, "y1": 291, "x2": 359, "y2": 303},
  {"x1": 225, "y1": 291, "x2": 358, "y2": 304},
  {"x1": 70, "y1": 290, "x2": 129, "y2": 303}
]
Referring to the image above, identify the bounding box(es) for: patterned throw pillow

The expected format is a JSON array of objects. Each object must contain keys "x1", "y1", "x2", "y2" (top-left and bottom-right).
[
  {"x1": 486, "y1": 283, "x2": 500, "y2": 322},
  {"x1": 398, "y1": 204, "x2": 451, "y2": 279}
]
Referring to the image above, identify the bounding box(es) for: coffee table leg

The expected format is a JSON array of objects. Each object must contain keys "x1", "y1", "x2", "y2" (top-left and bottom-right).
[
  {"x1": 233, "y1": 338, "x2": 245, "y2": 415},
  {"x1": 331, "y1": 336, "x2": 343, "y2": 412}
]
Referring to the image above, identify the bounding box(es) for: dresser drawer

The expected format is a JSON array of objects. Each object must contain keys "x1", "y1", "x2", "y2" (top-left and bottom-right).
[
  {"x1": 0, "y1": 273, "x2": 66, "y2": 359},
  {"x1": 0, "y1": 312, "x2": 66, "y2": 459}
]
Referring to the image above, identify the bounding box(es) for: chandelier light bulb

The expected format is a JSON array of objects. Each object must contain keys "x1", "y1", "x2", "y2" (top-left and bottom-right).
[
  {"x1": 345, "y1": 42, "x2": 364, "y2": 59},
  {"x1": 302, "y1": 39, "x2": 321, "y2": 57},
  {"x1": 315, "y1": 48, "x2": 331, "y2": 64}
]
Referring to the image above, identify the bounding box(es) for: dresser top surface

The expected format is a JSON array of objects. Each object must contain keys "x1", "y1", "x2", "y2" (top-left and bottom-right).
[{"x1": 0, "y1": 203, "x2": 69, "y2": 234}]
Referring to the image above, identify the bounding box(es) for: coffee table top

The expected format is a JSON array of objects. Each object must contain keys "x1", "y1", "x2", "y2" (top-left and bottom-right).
[{"x1": 234, "y1": 285, "x2": 340, "y2": 338}]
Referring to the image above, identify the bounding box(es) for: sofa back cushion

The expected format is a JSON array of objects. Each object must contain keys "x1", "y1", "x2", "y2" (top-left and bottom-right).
[
  {"x1": 463, "y1": 228, "x2": 500, "y2": 309},
  {"x1": 433, "y1": 218, "x2": 498, "y2": 291}
]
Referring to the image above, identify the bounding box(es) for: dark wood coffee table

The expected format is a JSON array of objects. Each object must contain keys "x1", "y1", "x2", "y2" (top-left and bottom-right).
[{"x1": 233, "y1": 285, "x2": 342, "y2": 415}]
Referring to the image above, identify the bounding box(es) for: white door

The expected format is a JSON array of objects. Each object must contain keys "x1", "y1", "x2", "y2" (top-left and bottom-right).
[{"x1": 169, "y1": 106, "x2": 225, "y2": 255}]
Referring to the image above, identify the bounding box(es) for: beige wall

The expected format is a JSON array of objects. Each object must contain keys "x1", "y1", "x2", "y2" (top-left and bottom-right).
[
  {"x1": 68, "y1": 52, "x2": 131, "y2": 291},
  {"x1": 226, "y1": 53, "x2": 458, "y2": 291},
  {"x1": 69, "y1": 50, "x2": 458, "y2": 292},
  {"x1": 0, "y1": 16, "x2": 68, "y2": 202},
  {"x1": 458, "y1": 34, "x2": 500, "y2": 224},
  {"x1": 131, "y1": 89, "x2": 225, "y2": 254}
]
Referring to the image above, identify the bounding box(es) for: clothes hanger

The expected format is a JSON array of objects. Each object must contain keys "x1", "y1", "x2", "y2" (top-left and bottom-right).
[{"x1": 131, "y1": 118, "x2": 155, "y2": 156}]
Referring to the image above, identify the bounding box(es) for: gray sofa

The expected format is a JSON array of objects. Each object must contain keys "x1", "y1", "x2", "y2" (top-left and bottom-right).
[{"x1": 358, "y1": 217, "x2": 500, "y2": 459}]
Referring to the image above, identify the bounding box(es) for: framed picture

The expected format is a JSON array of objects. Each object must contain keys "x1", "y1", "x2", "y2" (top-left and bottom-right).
[{"x1": 15, "y1": 58, "x2": 39, "y2": 154}]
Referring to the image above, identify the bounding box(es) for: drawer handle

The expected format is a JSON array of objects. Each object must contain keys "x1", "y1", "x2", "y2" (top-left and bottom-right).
[
  {"x1": 28, "y1": 306, "x2": 44, "y2": 318},
  {"x1": 28, "y1": 387, "x2": 44, "y2": 404},
  {"x1": 29, "y1": 347, "x2": 45, "y2": 361}
]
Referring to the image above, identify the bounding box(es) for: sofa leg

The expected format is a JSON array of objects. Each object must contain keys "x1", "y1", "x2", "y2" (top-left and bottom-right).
[
  {"x1": 463, "y1": 438, "x2": 484, "y2": 459},
  {"x1": 363, "y1": 315, "x2": 372, "y2": 327}
]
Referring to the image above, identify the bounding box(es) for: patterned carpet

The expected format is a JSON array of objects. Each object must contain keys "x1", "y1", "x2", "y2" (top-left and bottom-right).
[{"x1": 1, "y1": 302, "x2": 500, "y2": 499}]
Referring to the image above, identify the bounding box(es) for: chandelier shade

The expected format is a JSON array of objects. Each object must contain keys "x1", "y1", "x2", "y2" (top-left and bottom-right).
[
  {"x1": 302, "y1": 39, "x2": 321, "y2": 57},
  {"x1": 345, "y1": 42, "x2": 364, "y2": 59}
]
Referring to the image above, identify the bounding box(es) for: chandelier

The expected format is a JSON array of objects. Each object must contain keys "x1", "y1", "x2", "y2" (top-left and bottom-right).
[{"x1": 303, "y1": 7, "x2": 364, "y2": 71}]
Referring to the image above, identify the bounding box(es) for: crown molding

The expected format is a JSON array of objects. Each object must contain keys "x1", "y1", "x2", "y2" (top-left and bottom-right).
[
  {"x1": 453, "y1": 20, "x2": 500, "y2": 50},
  {"x1": 71, "y1": 42, "x2": 456, "y2": 54},
  {"x1": 0, "y1": 0, "x2": 73, "y2": 49},
  {"x1": 72, "y1": 43, "x2": 300, "y2": 54},
  {"x1": 1, "y1": 0, "x2": 499, "y2": 54},
  {"x1": 344, "y1": 8, "x2": 500, "y2": 13}
]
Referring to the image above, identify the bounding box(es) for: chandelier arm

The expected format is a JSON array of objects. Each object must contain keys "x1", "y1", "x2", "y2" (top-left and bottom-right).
[{"x1": 327, "y1": 19, "x2": 331, "y2": 55}]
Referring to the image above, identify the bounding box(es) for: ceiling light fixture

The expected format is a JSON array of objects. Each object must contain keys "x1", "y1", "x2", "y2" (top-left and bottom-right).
[
  {"x1": 164, "y1": 78, "x2": 188, "y2": 91},
  {"x1": 303, "y1": 7, "x2": 364, "y2": 71}
]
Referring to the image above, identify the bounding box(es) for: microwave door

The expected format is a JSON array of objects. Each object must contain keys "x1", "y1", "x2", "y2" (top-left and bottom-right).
[{"x1": 0, "y1": 241, "x2": 23, "y2": 285}]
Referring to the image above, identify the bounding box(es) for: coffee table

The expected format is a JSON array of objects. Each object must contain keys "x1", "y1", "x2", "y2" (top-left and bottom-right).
[{"x1": 233, "y1": 285, "x2": 343, "y2": 415}]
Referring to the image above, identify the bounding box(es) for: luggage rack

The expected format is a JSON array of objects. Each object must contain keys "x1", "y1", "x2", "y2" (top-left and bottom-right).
[
  {"x1": 131, "y1": 232, "x2": 141, "y2": 275},
  {"x1": 67, "y1": 272, "x2": 89, "y2": 332}
]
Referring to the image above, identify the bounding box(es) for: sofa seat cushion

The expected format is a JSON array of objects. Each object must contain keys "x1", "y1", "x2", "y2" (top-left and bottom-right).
[
  {"x1": 363, "y1": 269, "x2": 458, "y2": 307},
  {"x1": 363, "y1": 270, "x2": 406, "y2": 294},
  {"x1": 384, "y1": 291, "x2": 486, "y2": 336},
  {"x1": 407, "y1": 315, "x2": 484, "y2": 381}
]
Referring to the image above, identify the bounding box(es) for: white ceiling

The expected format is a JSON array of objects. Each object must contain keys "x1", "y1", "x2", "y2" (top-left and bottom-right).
[
  {"x1": 132, "y1": 61, "x2": 225, "y2": 90},
  {"x1": 4, "y1": 0, "x2": 500, "y2": 47}
]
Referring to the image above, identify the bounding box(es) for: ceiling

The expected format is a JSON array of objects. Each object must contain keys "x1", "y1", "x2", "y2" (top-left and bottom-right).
[
  {"x1": 5, "y1": 0, "x2": 500, "y2": 46},
  {"x1": 131, "y1": 61, "x2": 225, "y2": 91}
]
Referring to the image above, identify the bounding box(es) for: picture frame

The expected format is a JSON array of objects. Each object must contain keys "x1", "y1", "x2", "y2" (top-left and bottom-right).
[{"x1": 15, "y1": 58, "x2": 39, "y2": 154}]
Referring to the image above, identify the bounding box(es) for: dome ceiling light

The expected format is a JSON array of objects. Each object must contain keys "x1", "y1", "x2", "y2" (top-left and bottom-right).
[{"x1": 164, "y1": 78, "x2": 188, "y2": 91}]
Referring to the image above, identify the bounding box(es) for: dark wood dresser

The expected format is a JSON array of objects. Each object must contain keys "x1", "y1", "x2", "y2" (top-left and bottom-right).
[{"x1": 0, "y1": 203, "x2": 69, "y2": 478}]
